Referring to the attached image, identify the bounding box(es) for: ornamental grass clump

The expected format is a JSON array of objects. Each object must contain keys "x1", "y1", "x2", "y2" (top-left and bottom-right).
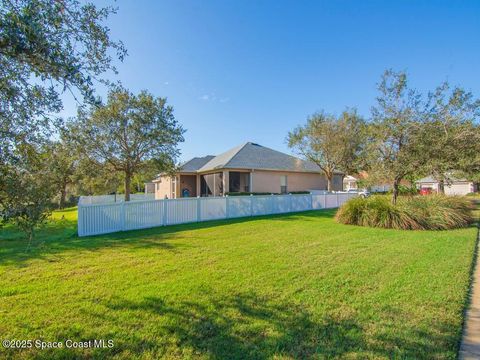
[{"x1": 335, "y1": 195, "x2": 474, "y2": 230}]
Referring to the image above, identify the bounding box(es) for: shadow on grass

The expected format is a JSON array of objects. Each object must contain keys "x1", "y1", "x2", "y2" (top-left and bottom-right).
[
  {"x1": 0, "y1": 210, "x2": 336, "y2": 266},
  {"x1": 5, "y1": 291, "x2": 460, "y2": 359}
]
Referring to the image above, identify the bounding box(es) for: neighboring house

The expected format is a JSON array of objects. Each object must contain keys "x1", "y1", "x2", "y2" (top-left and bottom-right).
[
  {"x1": 343, "y1": 174, "x2": 390, "y2": 193},
  {"x1": 416, "y1": 176, "x2": 478, "y2": 196},
  {"x1": 343, "y1": 175, "x2": 358, "y2": 191},
  {"x1": 152, "y1": 142, "x2": 344, "y2": 199}
]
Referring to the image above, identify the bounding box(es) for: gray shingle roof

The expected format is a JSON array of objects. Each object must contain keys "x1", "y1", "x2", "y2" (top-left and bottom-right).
[
  {"x1": 179, "y1": 156, "x2": 215, "y2": 172},
  {"x1": 197, "y1": 142, "x2": 337, "y2": 173}
]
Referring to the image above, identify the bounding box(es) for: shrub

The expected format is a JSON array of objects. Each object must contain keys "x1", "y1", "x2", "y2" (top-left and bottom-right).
[{"x1": 335, "y1": 195, "x2": 474, "y2": 230}]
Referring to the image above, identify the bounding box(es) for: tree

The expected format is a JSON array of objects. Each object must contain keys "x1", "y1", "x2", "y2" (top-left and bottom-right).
[
  {"x1": 422, "y1": 83, "x2": 480, "y2": 192},
  {"x1": 0, "y1": 144, "x2": 56, "y2": 245},
  {"x1": 45, "y1": 134, "x2": 79, "y2": 208},
  {"x1": 0, "y1": 0, "x2": 126, "y2": 163},
  {"x1": 0, "y1": 0, "x2": 125, "y2": 242},
  {"x1": 72, "y1": 158, "x2": 123, "y2": 196},
  {"x1": 71, "y1": 87, "x2": 185, "y2": 201},
  {"x1": 365, "y1": 70, "x2": 424, "y2": 204},
  {"x1": 287, "y1": 109, "x2": 365, "y2": 191}
]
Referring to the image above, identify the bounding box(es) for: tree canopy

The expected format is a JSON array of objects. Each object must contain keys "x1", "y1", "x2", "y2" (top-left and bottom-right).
[
  {"x1": 70, "y1": 87, "x2": 185, "y2": 201},
  {"x1": 364, "y1": 70, "x2": 424, "y2": 203},
  {"x1": 0, "y1": 0, "x2": 126, "y2": 240},
  {"x1": 287, "y1": 109, "x2": 365, "y2": 191},
  {"x1": 0, "y1": 0, "x2": 126, "y2": 162}
]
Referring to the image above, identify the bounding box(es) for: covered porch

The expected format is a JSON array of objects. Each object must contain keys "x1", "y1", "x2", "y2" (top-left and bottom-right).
[{"x1": 177, "y1": 171, "x2": 251, "y2": 198}]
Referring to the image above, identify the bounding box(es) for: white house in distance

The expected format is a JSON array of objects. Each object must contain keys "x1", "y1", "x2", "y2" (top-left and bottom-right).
[
  {"x1": 416, "y1": 176, "x2": 478, "y2": 196},
  {"x1": 343, "y1": 175, "x2": 358, "y2": 191},
  {"x1": 343, "y1": 174, "x2": 390, "y2": 193}
]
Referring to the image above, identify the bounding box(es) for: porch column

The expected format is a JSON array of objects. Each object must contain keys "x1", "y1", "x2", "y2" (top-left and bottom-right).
[
  {"x1": 196, "y1": 174, "x2": 201, "y2": 197},
  {"x1": 223, "y1": 170, "x2": 229, "y2": 195},
  {"x1": 249, "y1": 170, "x2": 254, "y2": 192},
  {"x1": 176, "y1": 175, "x2": 181, "y2": 198}
]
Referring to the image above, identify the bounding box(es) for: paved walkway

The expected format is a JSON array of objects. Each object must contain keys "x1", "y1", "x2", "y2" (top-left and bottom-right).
[{"x1": 459, "y1": 224, "x2": 480, "y2": 360}]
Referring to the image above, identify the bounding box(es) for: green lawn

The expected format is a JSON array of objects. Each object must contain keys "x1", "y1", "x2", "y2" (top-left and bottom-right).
[{"x1": 0, "y1": 206, "x2": 478, "y2": 359}]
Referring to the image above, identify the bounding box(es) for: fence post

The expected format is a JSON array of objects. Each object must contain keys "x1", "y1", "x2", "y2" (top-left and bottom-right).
[
  {"x1": 250, "y1": 194, "x2": 253, "y2": 216},
  {"x1": 309, "y1": 194, "x2": 313, "y2": 210},
  {"x1": 161, "y1": 200, "x2": 167, "y2": 226},
  {"x1": 78, "y1": 205, "x2": 83, "y2": 236},
  {"x1": 289, "y1": 193, "x2": 292, "y2": 212},
  {"x1": 270, "y1": 193, "x2": 274, "y2": 214},
  {"x1": 120, "y1": 202, "x2": 126, "y2": 231},
  {"x1": 323, "y1": 193, "x2": 327, "y2": 209},
  {"x1": 225, "y1": 195, "x2": 229, "y2": 219},
  {"x1": 197, "y1": 196, "x2": 201, "y2": 222},
  {"x1": 336, "y1": 192, "x2": 339, "y2": 207}
]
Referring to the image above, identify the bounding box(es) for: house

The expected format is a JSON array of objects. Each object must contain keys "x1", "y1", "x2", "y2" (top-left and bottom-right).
[
  {"x1": 342, "y1": 174, "x2": 390, "y2": 193},
  {"x1": 343, "y1": 175, "x2": 358, "y2": 191},
  {"x1": 152, "y1": 142, "x2": 344, "y2": 199},
  {"x1": 416, "y1": 176, "x2": 478, "y2": 196}
]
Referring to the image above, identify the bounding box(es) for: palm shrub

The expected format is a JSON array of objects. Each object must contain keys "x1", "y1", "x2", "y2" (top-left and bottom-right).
[{"x1": 335, "y1": 195, "x2": 474, "y2": 230}]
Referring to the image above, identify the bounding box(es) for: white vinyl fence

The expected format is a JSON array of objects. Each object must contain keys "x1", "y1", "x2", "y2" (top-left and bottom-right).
[
  {"x1": 79, "y1": 194, "x2": 155, "y2": 205},
  {"x1": 78, "y1": 193, "x2": 357, "y2": 237}
]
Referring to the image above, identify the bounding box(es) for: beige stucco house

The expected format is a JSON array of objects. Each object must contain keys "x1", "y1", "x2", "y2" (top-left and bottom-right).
[{"x1": 152, "y1": 142, "x2": 344, "y2": 199}]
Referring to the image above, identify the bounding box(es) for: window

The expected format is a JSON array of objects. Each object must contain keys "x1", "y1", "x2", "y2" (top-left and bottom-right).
[
  {"x1": 229, "y1": 172, "x2": 250, "y2": 193},
  {"x1": 280, "y1": 175, "x2": 287, "y2": 194}
]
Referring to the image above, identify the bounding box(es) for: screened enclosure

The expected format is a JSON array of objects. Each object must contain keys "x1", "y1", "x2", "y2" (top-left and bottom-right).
[{"x1": 200, "y1": 172, "x2": 224, "y2": 197}]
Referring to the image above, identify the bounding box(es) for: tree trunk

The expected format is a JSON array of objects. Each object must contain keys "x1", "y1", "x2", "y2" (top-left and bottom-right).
[
  {"x1": 438, "y1": 179, "x2": 445, "y2": 194},
  {"x1": 392, "y1": 179, "x2": 400, "y2": 205},
  {"x1": 125, "y1": 172, "x2": 131, "y2": 201},
  {"x1": 327, "y1": 174, "x2": 333, "y2": 192}
]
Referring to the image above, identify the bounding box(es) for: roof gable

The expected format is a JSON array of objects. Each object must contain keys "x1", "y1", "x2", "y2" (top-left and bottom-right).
[
  {"x1": 198, "y1": 142, "x2": 330, "y2": 173},
  {"x1": 179, "y1": 156, "x2": 215, "y2": 172}
]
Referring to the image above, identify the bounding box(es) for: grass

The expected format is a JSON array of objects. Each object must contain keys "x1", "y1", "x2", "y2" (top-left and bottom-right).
[{"x1": 0, "y1": 205, "x2": 478, "y2": 359}]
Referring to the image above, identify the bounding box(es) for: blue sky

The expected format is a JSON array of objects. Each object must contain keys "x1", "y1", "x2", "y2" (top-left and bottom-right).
[{"x1": 63, "y1": 0, "x2": 480, "y2": 162}]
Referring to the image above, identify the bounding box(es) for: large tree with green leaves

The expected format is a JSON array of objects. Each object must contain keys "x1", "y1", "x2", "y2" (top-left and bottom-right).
[
  {"x1": 45, "y1": 134, "x2": 80, "y2": 209},
  {"x1": 71, "y1": 87, "x2": 185, "y2": 201},
  {"x1": 0, "y1": 0, "x2": 125, "y2": 240},
  {"x1": 365, "y1": 70, "x2": 424, "y2": 204},
  {"x1": 0, "y1": 0, "x2": 126, "y2": 162},
  {"x1": 0, "y1": 144, "x2": 56, "y2": 245},
  {"x1": 421, "y1": 83, "x2": 480, "y2": 192},
  {"x1": 72, "y1": 158, "x2": 123, "y2": 196},
  {"x1": 287, "y1": 109, "x2": 365, "y2": 191}
]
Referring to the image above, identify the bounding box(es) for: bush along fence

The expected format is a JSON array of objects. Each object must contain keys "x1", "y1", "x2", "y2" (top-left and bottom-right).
[{"x1": 78, "y1": 193, "x2": 357, "y2": 237}]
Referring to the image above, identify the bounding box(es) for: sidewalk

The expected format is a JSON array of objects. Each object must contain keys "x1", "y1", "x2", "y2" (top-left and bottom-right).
[{"x1": 459, "y1": 224, "x2": 480, "y2": 359}]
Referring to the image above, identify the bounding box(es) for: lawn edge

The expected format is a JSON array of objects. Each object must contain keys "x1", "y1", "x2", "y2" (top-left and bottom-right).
[{"x1": 458, "y1": 202, "x2": 480, "y2": 359}]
